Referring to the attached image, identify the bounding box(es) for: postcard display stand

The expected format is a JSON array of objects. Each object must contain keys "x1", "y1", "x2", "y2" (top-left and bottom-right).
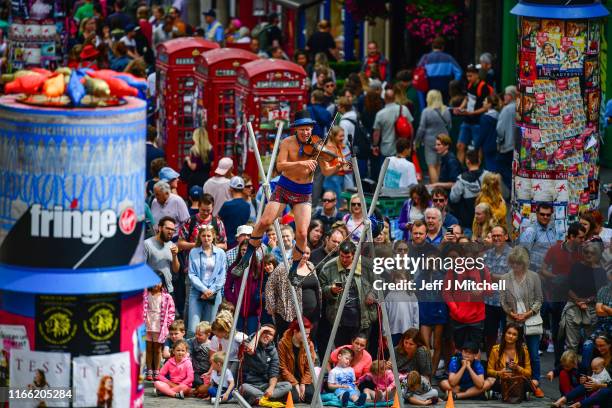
[
  {"x1": 9, "y1": 0, "x2": 67, "y2": 70},
  {"x1": 0, "y1": 97, "x2": 159, "y2": 407},
  {"x1": 510, "y1": 1, "x2": 609, "y2": 239}
]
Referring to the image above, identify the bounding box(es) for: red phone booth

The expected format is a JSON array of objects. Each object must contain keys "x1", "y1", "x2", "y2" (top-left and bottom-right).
[
  {"x1": 194, "y1": 48, "x2": 258, "y2": 173},
  {"x1": 156, "y1": 37, "x2": 219, "y2": 170},
  {"x1": 235, "y1": 59, "x2": 308, "y2": 188}
]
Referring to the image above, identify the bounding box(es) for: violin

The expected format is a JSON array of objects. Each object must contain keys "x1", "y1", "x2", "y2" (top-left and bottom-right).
[{"x1": 301, "y1": 134, "x2": 352, "y2": 170}]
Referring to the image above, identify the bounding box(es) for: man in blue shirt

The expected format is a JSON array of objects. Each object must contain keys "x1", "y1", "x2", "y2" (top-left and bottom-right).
[
  {"x1": 429, "y1": 134, "x2": 461, "y2": 191},
  {"x1": 203, "y1": 9, "x2": 224, "y2": 43},
  {"x1": 218, "y1": 176, "x2": 251, "y2": 247},
  {"x1": 518, "y1": 203, "x2": 558, "y2": 272},
  {"x1": 440, "y1": 342, "x2": 494, "y2": 400},
  {"x1": 416, "y1": 36, "x2": 462, "y2": 107}
]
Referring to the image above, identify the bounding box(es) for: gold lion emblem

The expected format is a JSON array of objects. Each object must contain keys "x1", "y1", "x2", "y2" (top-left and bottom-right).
[
  {"x1": 89, "y1": 308, "x2": 114, "y2": 335},
  {"x1": 45, "y1": 312, "x2": 72, "y2": 338}
]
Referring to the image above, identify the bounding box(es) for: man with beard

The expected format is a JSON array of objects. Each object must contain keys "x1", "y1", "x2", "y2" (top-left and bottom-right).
[{"x1": 144, "y1": 216, "x2": 180, "y2": 296}]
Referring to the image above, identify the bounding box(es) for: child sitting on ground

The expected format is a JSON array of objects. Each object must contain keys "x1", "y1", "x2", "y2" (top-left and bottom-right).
[
  {"x1": 439, "y1": 342, "x2": 494, "y2": 400},
  {"x1": 206, "y1": 351, "x2": 235, "y2": 403},
  {"x1": 153, "y1": 340, "x2": 194, "y2": 399},
  {"x1": 359, "y1": 359, "x2": 395, "y2": 401},
  {"x1": 162, "y1": 319, "x2": 186, "y2": 360},
  {"x1": 546, "y1": 350, "x2": 580, "y2": 397},
  {"x1": 209, "y1": 310, "x2": 249, "y2": 380},
  {"x1": 552, "y1": 357, "x2": 611, "y2": 408},
  {"x1": 186, "y1": 321, "x2": 212, "y2": 397},
  {"x1": 402, "y1": 370, "x2": 439, "y2": 405},
  {"x1": 328, "y1": 348, "x2": 367, "y2": 407}
]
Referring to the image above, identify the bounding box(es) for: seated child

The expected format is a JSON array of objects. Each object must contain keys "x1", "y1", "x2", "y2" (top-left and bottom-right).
[
  {"x1": 402, "y1": 370, "x2": 439, "y2": 405},
  {"x1": 328, "y1": 348, "x2": 367, "y2": 407},
  {"x1": 552, "y1": 357, "x2": 611, "y2": 408},
  {"x1": 209, "y1": 311, "x2": 248, "y2": 381},
  {"x1": 153, "y1": 340, "x2": 194, "y2": 399},
  {"x1": 439, "y1": 342, "x2": 493, "y2": 400},
  {"x1": 359, "y1": 360, "x2": 395, "y2": 401},
  {"x1": 186, "y1": 321, "x2": 212, "y2": 397},
  {"x1": 207, "y1": 351, "x2": 235, "y2": 403},
  {"x1": 546, "y1": 350, "x2": 580, "y2": 397},
  {"x1": 162, "y1": 319, "x2": 186, "y2": 360}
]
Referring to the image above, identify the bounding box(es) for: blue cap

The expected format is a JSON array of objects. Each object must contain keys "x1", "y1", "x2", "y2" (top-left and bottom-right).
[
  {"x1": 291, "y1": 110, "x2": 316, "y2": 128},
  {"x1": 189, "y1": 185, "x2": 203, "y2": 200},
  {"x1": 159, "y1": 166, "x2": 180, "y2": 182}
]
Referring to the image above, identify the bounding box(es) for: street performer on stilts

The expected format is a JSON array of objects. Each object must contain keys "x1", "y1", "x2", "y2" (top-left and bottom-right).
[{"x1": 233, "y1": 110, "x2": 350, "y2": 286}]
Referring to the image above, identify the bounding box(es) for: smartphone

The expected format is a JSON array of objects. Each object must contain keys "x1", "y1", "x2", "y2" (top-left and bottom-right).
[
  {"x1": 334, "y1": 281, "x2": 343, "y2": 288},
  {"x1": 447, "y1": 227, "x2": 454, "y2": 234}
]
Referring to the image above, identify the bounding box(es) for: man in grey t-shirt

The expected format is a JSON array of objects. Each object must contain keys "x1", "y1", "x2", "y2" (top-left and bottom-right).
[
  {"x1": 144, "y1": 216, "x2": 180, "y2": 294},
  {"x1": 372, "y1": 88, "x2": 413, "y2": 180}
]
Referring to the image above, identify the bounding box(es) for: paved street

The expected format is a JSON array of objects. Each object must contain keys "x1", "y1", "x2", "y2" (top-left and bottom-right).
[{"x1": 144, "y1": 349, "x2": 561, "y2": 407}]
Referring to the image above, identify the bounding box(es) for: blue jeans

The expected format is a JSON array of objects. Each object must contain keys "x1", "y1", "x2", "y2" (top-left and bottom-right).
[
  {"x1": 458, "y1": 122, "x2": 480, "y2": 147},
  {"x1": 579, "y1": 387, "x2": 612, "y2": 407},
  {"x1": 323, "y1": 174, "x2": 344, "y2": 209},
  {"x1": 580, "y1": 339, "x2": 595, "y2": 374},
  {"x1": 525, "y1": 334, "x2": 541, "y2": 382},
  {"x1": 188, "y1": 291, "x2": 222, "y2": 336}
]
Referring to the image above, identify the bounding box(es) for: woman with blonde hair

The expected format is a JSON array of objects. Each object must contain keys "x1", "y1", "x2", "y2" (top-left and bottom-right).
[
  {"x1": 415, "y1": 90, "x2": 451, "y2": 183},
  {"x1": 472, "y1": 202, "x2": 496, "y2": 242},
  {"x1": 183, "y1": 127, "x2": 213, "y2": 190},
  {"x1": 476, "y1": 172, "x2": 507, "y2": 229},
  {"x1": 323, "y1": 126, "x2": 352, "y2": 208}
]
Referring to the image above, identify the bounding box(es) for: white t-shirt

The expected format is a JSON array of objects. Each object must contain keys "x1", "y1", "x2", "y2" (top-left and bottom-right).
[
  {"x1": 211, "y1": 368, "x2": 234, "y2": 389},
  {"x1": 119, "y1": 35, "x2": 136, "y2": 49},
  {"x1": 591, "y1": 368, "x2": 611, "y2": 384},
  {"x1": 209, "y1": 332, "x2": 248, "y2": 361},
  {"x1": 384, "y1": 156, "x2": 418, "y2": 189}
]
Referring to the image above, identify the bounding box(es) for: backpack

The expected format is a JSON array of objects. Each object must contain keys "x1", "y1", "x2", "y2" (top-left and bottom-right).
[
  {"x1": 412, "y1": 65, "x2": 429, "y2": 92},
  {"x1": 452, "y1": 170, "x2": 483, "y2": 229},
  {"x1": 395, "y1": 105, "x2": 413, "y2": 139},
  {"x1": 343, "y1": 117, "x2": 370, "y2": 160},
  {"x1": 476, "y1": 81, "x2": 494, "y2": 98}
]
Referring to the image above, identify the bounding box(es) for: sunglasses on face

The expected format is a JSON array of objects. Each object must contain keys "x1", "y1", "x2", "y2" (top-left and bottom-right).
[
  {"x1": 322, "y1": 198, "x2": 336, "y2": 203},
  {"x1": 351, "y1": 202, "x2": 361, "y2": 207},
  {"x1": 432, "y1": 198, "x2": 446, "y2": 203},
  {"x1": 538, "y1": 212, "x2": 552, "y2": 217}
]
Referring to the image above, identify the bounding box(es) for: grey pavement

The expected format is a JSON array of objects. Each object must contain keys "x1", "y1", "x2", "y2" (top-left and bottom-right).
[{"x1": 144, "y1": 349, "x2": 561, "y2": 407}]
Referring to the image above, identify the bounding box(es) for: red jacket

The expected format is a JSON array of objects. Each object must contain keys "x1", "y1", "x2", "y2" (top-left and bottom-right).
[{"x1": 443, "y1": 267, "x2": 491, "y2": 324}]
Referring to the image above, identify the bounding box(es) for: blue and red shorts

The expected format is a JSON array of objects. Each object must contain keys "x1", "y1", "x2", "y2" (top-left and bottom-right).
[{"x1": 270, "y1": 175, "x2": 312, "y2": 206}]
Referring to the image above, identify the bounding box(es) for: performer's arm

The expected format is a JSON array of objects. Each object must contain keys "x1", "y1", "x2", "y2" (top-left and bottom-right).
[{"x1": 276, "y1": 141, "x2": 316, "y2": 173}]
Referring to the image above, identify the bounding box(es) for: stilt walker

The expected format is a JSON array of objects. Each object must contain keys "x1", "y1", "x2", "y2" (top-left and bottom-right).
[{"x1": 232, "y1": 110, "x2": 346, "y2": 285}]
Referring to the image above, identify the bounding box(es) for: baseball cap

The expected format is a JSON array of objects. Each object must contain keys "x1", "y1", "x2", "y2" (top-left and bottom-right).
[
  {"x1": 203, "y1": 8, "x2": 216, "y2": 18},
  {"x1": 159, "y1": 166, "x2": 180, "y2": 182},
  {"x1": 230, "y1": 176, "x2": 245, "y2": 190},
  {"x1": 236, "y1": 225, "x2": 253, "y2": 237},
  {"x1": 214, "y1": 157, "x2": 233, "y2": 176},
  {"x1": 189, "y1": 185, "x2": 203, "y2": 201}
]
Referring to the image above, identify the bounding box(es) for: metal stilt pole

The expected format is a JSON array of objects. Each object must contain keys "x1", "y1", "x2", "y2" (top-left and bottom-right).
[
  {"x1": 310, "y1": 157, "x2": 391, "y2": 408},
  {"x1": 212, "y1": 124, "x2": 284, "y2": 408},
  {"x1": 353, "y1": 157, "x2": 405, "y2": 408},
  {"x1": 246, "y1": 122, "x2": 322, "y2": 406}
]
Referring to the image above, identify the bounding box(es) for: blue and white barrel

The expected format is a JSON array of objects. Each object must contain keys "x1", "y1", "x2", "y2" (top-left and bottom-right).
[{"x1": 0, "y1": 95, "x2": 158, "y2": 294}]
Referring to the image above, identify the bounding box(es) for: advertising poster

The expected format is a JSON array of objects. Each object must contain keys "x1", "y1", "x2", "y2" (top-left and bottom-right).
[
  {"x1": 72, "y1": 352, "x2": 130, "y2": 408},
  {"x1": 79, "y1": 293, "x2": 121, "y2": 356},
  {"x1": 536, "y1": 32, "x2": 562, "y2": 76},
  {"x1": 521, "y1": 18, "x2": 539, "y2": 50},
  {"x1": 9, "y1": 349, "x2": 71, "y2": 407},
  {"x1": 584, "y1": 55, "x2": 599, "y2": 87},
  {"x1": 559, "y1": 36, "x2": 585, "y2": 76},
  {"x1": 35, "y1": 295, "x2": 79, "y2": 353},
  {"x1": 0, "y1": 325, "x2": 30, "y2": 387}
]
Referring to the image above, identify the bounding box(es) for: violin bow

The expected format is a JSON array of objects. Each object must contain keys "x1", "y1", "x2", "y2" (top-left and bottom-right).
[{"x1": 311, "y1": 111, "x2": 341, "y2": 164}]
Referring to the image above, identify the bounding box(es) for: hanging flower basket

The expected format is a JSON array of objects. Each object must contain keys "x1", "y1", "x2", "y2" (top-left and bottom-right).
[{"x1": 406, "y1": 0, "x2": 463, "y2": 44}]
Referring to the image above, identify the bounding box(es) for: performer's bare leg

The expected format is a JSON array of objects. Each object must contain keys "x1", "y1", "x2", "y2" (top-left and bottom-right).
[{"x1": 236, "y1": 201, "x2": 285, "y2": 270}]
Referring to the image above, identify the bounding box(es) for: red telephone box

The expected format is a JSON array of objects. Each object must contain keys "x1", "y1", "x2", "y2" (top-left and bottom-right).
[
  {"x1": 194, "y1": 48, "x2": 258, "y2": 173},
  {"x1": 235, "y1": 59, "x2": 308, "y2": 187},
  {"x1": 156, "y1": 37, "x2": 219, "y2": 170}
]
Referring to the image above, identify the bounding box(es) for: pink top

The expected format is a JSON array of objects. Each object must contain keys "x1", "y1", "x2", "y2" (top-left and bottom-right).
[
  {"x1": 363, "y1": 370, "x2": 395, "y2": 390},
  {"x1": 159, "y1": 357, "x2": 194, "y2": 387},
  {"x1": 330, "y1": 345, "x2": 372, "y2": 379}
]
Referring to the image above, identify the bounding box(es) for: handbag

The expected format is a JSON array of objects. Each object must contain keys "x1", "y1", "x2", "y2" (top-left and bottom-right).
[
  {"x1": 524, "y1": 311, "x2": 544, "y2": 336},
  {"x1": 395, "y1": 105, "x2": 414, "y2": 139},
  {"x1": 501, "y1": 375, "x2": 526, "y2": 403}
]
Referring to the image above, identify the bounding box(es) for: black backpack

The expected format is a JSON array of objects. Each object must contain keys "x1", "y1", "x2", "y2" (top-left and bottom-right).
[{"x1": 343, "y1": 116, "x2": 370, "y2": 160}]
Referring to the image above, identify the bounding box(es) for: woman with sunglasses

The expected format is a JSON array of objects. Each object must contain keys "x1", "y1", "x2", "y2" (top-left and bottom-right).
[
  {"x1": 187, "y1": 225, "x2": 227, "y2": 335},
  {"x1": 563, "y1": 243, "x2": 607, "y2": 359},
  {"x1": 342, "y1": 194, "x2": 365, "y2": 243},
  {"x1": 242, "y1": 174, "x2": 257, "y2": 223}
]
